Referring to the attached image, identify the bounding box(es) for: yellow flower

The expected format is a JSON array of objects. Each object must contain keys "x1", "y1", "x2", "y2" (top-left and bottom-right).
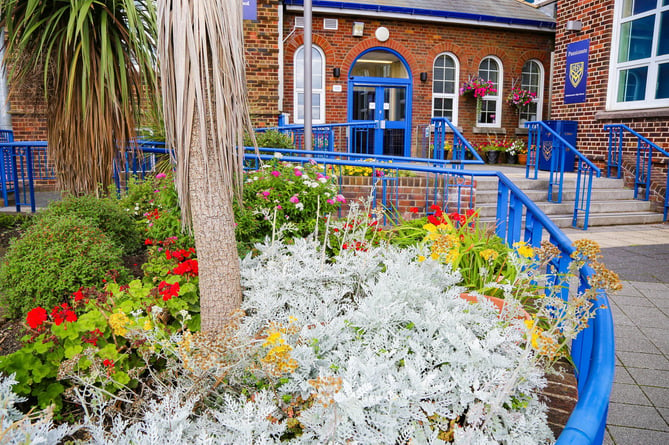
[
  {"x1": 418, "y1": 255, "x2": 426, "y2": 262},
  {"x1": 263, "y1": 330, "x2": 285, "y2": 347},
  {"x1": 446, "y1": 249, "x2": 459, "y2": 264},
  {"x1": 514, "y1": 241, "x2": 534, "y2": 258},
  {"x1": 430, "y1": 252, "x2": 440, "y2": 261},
  {"x1": 143, "y1": 319, "x2": 152, "y2": 331},
  {"x1": 480, "y1": 249, "x2": 499, "y2": 261},
  {"x1": 423, "y1": 223, "x2": 437, "y2": 233},
  {"x1": 109, "y1": 310, "x2": 130, "y2": 336}
]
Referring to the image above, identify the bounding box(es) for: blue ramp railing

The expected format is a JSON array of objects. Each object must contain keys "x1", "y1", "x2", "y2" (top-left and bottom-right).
[
  {"x1": 430, "y1": 117, "x2": 484, "y2": 168},
  {"x1": 604, "y1": 124, "x2": 669, "y2": 221},
  {"x1": 526, "y1": 121, "x2": 601, "y2": 230}
]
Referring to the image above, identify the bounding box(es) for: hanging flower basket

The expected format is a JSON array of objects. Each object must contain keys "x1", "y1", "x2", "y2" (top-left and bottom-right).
[{"x1": 507, "y1": 87, "x2": 536, "y2": 111}]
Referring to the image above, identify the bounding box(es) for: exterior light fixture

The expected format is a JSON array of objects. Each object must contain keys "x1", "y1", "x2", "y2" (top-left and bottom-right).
[
  {"x1": 333, "y1": 67, "x2": 341, "y2": 78},
  {"x1": 352, "y1": 22, "x2": 364, "y2": 37},
  {"x1": 420, "y1": 72, "x2": 428, "y2": 82},
  {"x1": 566, "y1": 20, "x2": 583, "y2": 32}
]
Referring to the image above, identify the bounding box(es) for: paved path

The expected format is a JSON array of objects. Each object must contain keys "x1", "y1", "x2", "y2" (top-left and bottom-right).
[{"x1": 562, "y1": 225, "x2": 669, "y2": 445}]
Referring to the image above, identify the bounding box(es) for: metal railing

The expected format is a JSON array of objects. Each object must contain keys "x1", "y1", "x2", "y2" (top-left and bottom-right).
[
  {"x1": 113, "y1": 140, "x2": 169, "y2": 193},
  {"x1": 604, "y1": 124, "x2": 669, "y2": 221},
  {"x1": 430, "y1": 117, "x2": 485, "y2": 167},
  {"x1": 256, "y1": 121, "x2": 377, "y2": 153},
  {"x1": 2, "y1": 141, "x2": 615, "y2": 444},
  {"x1": 526, "y1": 121, "x2": 602, "y2": 230},
  {"x1": 0, "y1": 141, "x2": 54, "y2": 212}
]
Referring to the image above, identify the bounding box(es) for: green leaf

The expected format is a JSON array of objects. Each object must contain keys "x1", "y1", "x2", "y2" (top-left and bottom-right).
[{"x1": 64, "y1": 343, "x2": 83, "y2": 359}]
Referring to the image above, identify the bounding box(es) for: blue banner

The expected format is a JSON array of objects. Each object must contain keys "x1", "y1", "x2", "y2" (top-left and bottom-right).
[
  {"x1": 564, "y1": 39, "x2": 590, "y2": 104},
  {"x1": 243, "y1": 0, "x2": 257, "y2": 21}
]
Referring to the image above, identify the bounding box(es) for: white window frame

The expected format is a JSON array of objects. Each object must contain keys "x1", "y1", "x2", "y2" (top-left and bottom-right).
[
  {"x1": 477, "y1": 56, "x2": 503, "y2": 128},
  {"x1": 294, "y1": 45, "x2": 326, "y2": 124},
  {"x1": 607, "y1": 0, "x2": 669, "y2": 110},
  {"x1": 431, "y1": 52, "x2": 460, "y2": 125},
  {"x1": 519, "y1": 59, "x2": 544, "y2": 125}
]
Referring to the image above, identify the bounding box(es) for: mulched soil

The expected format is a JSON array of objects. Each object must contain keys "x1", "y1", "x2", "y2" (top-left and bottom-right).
[{"x1": 0, "y1": 226, "x2": 25, "y2": 356}]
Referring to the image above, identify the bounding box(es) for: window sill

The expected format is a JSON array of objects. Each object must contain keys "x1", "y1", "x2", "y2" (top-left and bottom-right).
[
  {"x1": 514, "y1": 128, "x2": 529, "y2": 136},
  {"x1": 595, "y1": 107, "x2": 669, "y2": 120},
  {"x1": 473, "y1": 127, "x2": 506, "y2": 135}
]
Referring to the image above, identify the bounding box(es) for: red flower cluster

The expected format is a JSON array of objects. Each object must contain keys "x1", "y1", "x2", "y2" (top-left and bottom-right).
[
  {"x1": 82, "y1": 328, "x2": 103, "y2": 346},
  {"x1": 427, "y1": 205, "x2": 478, "y2": 228},
  {"x1": 158, "y1": 281, "x2": 180, "y2": 301},
  {"x1": 51, "y1": 303, "x2": 78, "y2": 326},
  {"x1": 342, "y1": 241, "x2": 368, "y2": 252},
  {"x1": 144, "y1": 208, "x2": 161, "y2": 220},
  {"x1": 26, "y1": 307, "x2": 48, "y2": 329},
  {"x1": 170, "y1": 258, "x2": 198, "y2": 277},
  {"x1": 165, "y1": 248, "x2": 195, "y2": 262}
]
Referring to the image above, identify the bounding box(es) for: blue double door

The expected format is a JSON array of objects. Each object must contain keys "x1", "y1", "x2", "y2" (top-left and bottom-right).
[{"x1": 349, "y1": 82, "x2": 410, "y2": 157}]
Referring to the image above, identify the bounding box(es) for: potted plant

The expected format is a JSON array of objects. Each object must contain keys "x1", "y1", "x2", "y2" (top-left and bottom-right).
[
  {"x1": 460, "y1": 75, "x2": 497, "y2": 119},
  {"x1": 512, "y1": 139, "x2": 528, "y2": 164},
  {"x1": 507, "y1": 85, "x2": 536, "y2": 112}
]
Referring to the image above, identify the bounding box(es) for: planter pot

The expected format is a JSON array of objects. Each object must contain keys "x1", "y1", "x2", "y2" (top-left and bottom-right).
[
  {"x1": 498, "y1": 152, "x2": 508, "y2": 164},
  {"x1": 507, "y1": 154, "x2": 518, "y2": 164},
  {"x1": 485, "y1": 151, "x2": 499, "y2": 164},
  {"x1": 459, "y1": 293, "x2": 531, "y2": 321},
  {"x1": 518, "y1": 153, "x2": 528, "y2": 165}
]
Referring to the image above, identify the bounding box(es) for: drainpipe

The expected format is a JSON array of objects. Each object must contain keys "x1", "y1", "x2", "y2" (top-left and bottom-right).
[
  {"x1": 278, "y1": 3, "x2": 284, "y2": 121},
  {"x1": 304, "y1": 0, "x2": 312, "y2": 150}
]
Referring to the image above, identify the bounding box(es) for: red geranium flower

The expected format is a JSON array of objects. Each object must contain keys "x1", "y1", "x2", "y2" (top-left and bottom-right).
[
  {"x1": 103, "y1": 359, "x2": 114, "y2": 368},
  {"x1": 26, "y1": 307, "x2": 48, "y2": 329},
  {"x1": 409, "y1": 207, "x2": 419, "y2": 214},
  {"x1": 51, "y1": 303, "x2": 77, "y2": 326},
  {"x1": 170, "y1": 259, "x2": 199, "y2": 277},
  {"x1": 158, "y1": 281, "x2": 180, "y2": 301}
]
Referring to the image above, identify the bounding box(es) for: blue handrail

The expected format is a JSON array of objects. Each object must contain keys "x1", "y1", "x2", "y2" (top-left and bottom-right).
[
  {"x1": 4, "y1": 141, "x2": 615, "y2": 445},
  {"x1": 256, "y1": 121, "x2": 377, "y2": 153},
  {"x1": 0, "y1": 141, "x2": 53, "y2": 212},
  {"x1": 430, "y1": 117, "x2": 485, "y2": 167},
  {"x1": 526, "y1": 121, "x2": 601, "y2": 230},
  {"x1": 604, "y1": 124, "x2": 669, "y2": 221}
]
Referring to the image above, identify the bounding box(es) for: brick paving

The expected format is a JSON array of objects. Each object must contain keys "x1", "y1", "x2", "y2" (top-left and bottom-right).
[{"x1": 563, "y1": 225, "x2": 669, "y2": 445}]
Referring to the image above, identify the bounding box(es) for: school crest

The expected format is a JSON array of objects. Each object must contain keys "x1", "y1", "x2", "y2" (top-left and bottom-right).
[{"x1": 569, "y1": 62, "x2": 584, "y2": 88}]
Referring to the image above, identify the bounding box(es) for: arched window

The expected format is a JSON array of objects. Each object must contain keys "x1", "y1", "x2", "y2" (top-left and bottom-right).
[
  {"x1": 477, "y1": 56, "x2": 502, "y2": 127},
  {"x1": 519, "y1": 60, "x2": 544, "y2": 124},
  {"x1": 294, "y1": 45, "x2": 325, "y2": 124},
  {"x1": 432, "y1": 52, "x2": 459, "y2": 124}
]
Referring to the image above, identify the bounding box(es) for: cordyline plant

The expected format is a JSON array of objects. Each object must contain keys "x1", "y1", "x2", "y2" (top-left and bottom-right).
[{"x1": 0, "y1": 0, "x2": 159, "y2": 195}]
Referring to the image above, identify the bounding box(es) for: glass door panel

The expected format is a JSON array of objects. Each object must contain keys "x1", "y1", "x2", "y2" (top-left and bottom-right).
[{"x1": 351, "y1": 86, "x2": 376, "y2": 154}]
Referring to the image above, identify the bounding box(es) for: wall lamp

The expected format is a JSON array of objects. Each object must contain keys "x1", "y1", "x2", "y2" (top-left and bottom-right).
[
  {"x1": 566, "y1": 20, "x2": 583, "y2": 32},
  {"x1": 333, "y1": 67, "x2": 341, "y2": 78},
  {"x1": 352, "y1": 22, "x2": 364, "y2": 37},
  {"x1": 420, "y1": 72, "x2": 428, "y2": 82}
]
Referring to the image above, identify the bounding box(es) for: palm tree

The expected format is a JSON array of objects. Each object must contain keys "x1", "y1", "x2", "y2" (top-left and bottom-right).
[
  {"x1": 157, "y1": 0, "x2": 254, "y2": 331},
  {"x1": 0, "y1": 0, "x2": 158, "y2": 194}
]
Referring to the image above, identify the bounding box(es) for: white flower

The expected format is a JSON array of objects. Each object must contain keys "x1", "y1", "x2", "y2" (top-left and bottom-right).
[
  {"x1": 274, "y1": 152, "x2": 283, "y2": 159},
  {"x1": 295, "y1": 202, "x2": 304, "y2": 211}
]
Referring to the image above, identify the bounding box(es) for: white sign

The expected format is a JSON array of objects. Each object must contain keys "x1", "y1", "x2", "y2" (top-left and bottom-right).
[{"x1": 332, "y1": 85, "x2": 342, "y2": 92}]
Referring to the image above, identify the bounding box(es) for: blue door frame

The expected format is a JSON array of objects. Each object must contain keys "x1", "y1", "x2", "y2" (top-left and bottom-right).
[{"x1": 347, "y1": 48, "x2": 412, "y2": 157}]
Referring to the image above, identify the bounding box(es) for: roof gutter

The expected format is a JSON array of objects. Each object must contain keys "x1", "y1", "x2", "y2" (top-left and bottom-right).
[{"x1": 283, "y1": 0, "x2": 556, "y2": 32}]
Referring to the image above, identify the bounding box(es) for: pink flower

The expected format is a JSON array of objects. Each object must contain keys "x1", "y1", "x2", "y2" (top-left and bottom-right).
[
  {"x1": 294, "y1": 169, "x2": 303, "y2": 177},
  {"x1": 326, "y1": 199, "x2": 335, "y2": 205},
  {"x1": 156, "y1": 173, "x2": 167, "y2": 179},
  {"x1": 289, "y1": 195, "x2": 300, "y2": 204},
  {"x1": 271, "y1": 170, "x2": 280, "y2": 177},
  {"x1": 335, "y1": 194, "x2": 346, "y2": 203},
  {"x1": 260, "y1": 190, "x2": 270, "y2": 200}
]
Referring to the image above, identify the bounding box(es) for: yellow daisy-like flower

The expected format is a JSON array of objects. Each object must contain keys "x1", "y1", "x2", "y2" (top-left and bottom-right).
[
  {"x1": 423, "y1": 223, "x2": 437, "y2": 233},
  {"x1": 480, "y1": 248, "x2": 499, "y2": 261},
  {"x1": 418, "y1": 255, "x2": 427, "y2": 262},
  {"x1": 430, "y1": 252, "x2": 440, "y2": 261},
  {"x1": 263, "y1": 330, "x2": 285, "y2": 347},
  {"x1": 108, "y1": 310, "x2": 130, "y2": 336},
  {"x1": 514, "y1": 241, "x2": 534, "y2": 258}
]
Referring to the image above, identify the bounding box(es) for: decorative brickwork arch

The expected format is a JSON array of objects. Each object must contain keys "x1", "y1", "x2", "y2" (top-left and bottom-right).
[
  {"x1": 285, "y1": 33, "x2": 335, "y2": 61},
  {"x1": 342, "y1": 39, "x2": 418, "y2": 80}
]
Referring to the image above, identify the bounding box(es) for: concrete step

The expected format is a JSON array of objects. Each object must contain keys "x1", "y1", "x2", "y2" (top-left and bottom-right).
[
  {"x1": 475, "y1": 188, "x2": 637, "y2": 204},
  {"x1": 474, "y1": 175, "x2": 626, "y2": 191},
  {"x1": 480, "y1": 211, "x2": 665, "y2": 228},
  {"x1": 475, "y1": 199, "x2": 657, "y2": 218}
]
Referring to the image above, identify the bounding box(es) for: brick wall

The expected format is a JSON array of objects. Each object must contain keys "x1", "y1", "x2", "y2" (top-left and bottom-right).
[
  {"x1": 282, "y1": 12, "x2": 554, "y2": 155},
  {"x1": 551, "y1": 0, "x2": 669, "y2": 202}
]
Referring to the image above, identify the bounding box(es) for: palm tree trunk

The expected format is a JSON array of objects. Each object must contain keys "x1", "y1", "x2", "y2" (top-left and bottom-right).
[{"x1": 189, "y1": 107, "x2": 242, "y2": 332}]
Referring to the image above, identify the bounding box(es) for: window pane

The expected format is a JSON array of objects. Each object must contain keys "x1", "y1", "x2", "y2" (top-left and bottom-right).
[
  {"x1": 656, "y1": 63, "x2": 669, "y2": 98},
  {"x1": 658, "y1": 10, "x2": 669, "y2": 55},
  {"x1": 521, "y1": 61, "x2": 541, "y2": 94},
  {"x1": 433, "y1": 97, "x2": 453, "y2": 120},
  {"x1": 351, "y1": 50, "x2": 409, "y2": 78},
  {"x1": 619, "y1": 15, "x2": 655, "y2": 61},
  {"x1": 312, "y1": 94, "x2": 320, "y2": 120},
  {"x1": 297, "y1": 92, "x2": 304, "y2": 120},
  {"x1": 478, "y1": 58, "x2": 499, "y2": 84},
  {"x1": 622, "y1": 0, "x2": 658, "y2": 17},
  {"x1": 478, "y1": 99, "x2": 497, "y2": 124},
  {"x1": 618, "y1": 66, "x2": 648, "y2": 101},
  {"x1": 433, "y1": 79, "x2": 444, "y2": 94},
  {"x1": 520, "y1": 102, "x2": 538, "y2": 122}
]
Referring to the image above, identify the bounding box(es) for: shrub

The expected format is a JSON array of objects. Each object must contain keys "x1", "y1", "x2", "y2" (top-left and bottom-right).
[
  {"x1": 33, "y1": 194, "x2": 142, "y2": 254},
  {"x1": 0, "y1": 237, "x2": 200, "y2": 412},
  {"x1": 0, "y1": 215, "x2": 129, "y2": 317},
  {"x1": 235, "y1": 157, "x2": 343, "y2": 253},
  {"x1": 245, "y1": 129, "x2": 295, "y2": 149},
  {"x1": 0, "y1": 213, "x2": 30, "y2": 230}
]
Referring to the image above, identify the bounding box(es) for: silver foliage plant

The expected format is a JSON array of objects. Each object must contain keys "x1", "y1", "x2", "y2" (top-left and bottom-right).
[{"x1": 3, "y1": 235, "x2": 554, "y2": 444}]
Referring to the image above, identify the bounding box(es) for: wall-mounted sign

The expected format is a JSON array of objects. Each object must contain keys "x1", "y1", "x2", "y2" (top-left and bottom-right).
[
  {"x1": 243, "y1": 0, "x2": 257, "y2": 21},
  {"x1": 564, "y1": 39, "x2": 590, "y2": 104}
]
